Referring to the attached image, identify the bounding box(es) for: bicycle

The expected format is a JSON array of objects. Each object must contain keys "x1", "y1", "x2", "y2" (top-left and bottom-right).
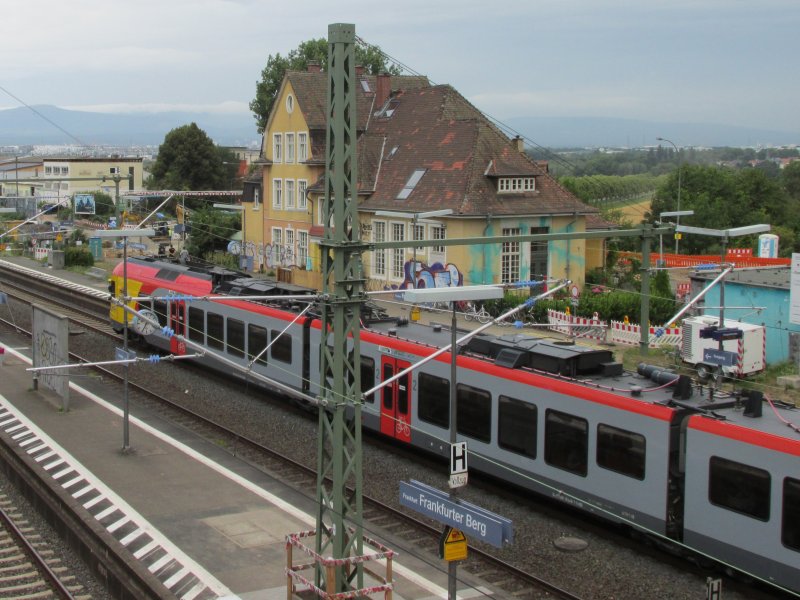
[{"x1": 462, "y1": 301, "x2": 492, "y2": 324}]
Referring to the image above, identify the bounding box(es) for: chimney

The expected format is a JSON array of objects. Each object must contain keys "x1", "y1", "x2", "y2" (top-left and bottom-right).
[
  {"x1": 513, "y1": 135, "x2": 525, "y2": 153},
  {"x1": 376, "y1": 72, "x2": 391, "y2": 108},
  {"x1": 307, "y1": 61, "x2": 321, "y2": 73},
  {"x1": 355, "y1": 65, "x2": 364, "y2": 77}
]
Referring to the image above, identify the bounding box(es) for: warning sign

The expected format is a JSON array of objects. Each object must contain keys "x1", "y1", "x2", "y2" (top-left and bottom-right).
[{"x1": 439, "y1": 526, "x2": 467, "y2": 562}]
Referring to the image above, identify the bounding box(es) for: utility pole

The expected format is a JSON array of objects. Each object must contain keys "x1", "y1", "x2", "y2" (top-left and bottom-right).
[
  {"x1": 315, "y1": 23, "x2": 367, "y2": 592},
  {"x1": 639, "y1": 224, "x2": 652, "y2": 356}
]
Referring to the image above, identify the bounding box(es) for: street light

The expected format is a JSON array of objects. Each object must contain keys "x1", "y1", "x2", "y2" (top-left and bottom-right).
[
  {"x1": 214, "y1": 202, "x2": 246, "y2": 271},
  {"x1": 402, "y1": 284, "x2": 503, "y2": 600},
  {"x1": 657, "y1": 137, "x2": 683, "y2": 254},
  {"x1": 374, "y1": 209, "x2": 454, "y2": 288}
]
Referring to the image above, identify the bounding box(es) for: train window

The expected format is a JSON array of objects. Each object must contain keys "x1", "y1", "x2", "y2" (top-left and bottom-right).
[
  {"x1": 382, "y1": 363, "x2": 393, "y2": 410},
  {"x1": 498, "y1": 396, "x2": 536, "y2": 459},
  {"x1": 418, "y1": 372, "x2": 449, "y2": 429},
  {"x1": 545, "y1": 409, "x2": 588, "y2": 476},
  {"x1": 783, "y1": 477, "x2": 800, "y2": 551},
  {"x1": 188, "y1": 307, "x2": 205, "y2": 343},
  {"x1": 207, "y1": 313, "x2": 224, "y2": 350},
  {"x1": 360, "y1": 356, "x2": 375, "y2": 403},
  {"x1": 153, "y1": 300, "x2": 168, "y2": 328},
  {"x1": 247, "y1": 325, "x2": 268, "y2": 366},
  {"x1": 155, "y1": 268, "x2": 180, "y2": 281},
  {"x1": 270, "y1": 329, "x2": 292, "y2": 364},
  {"x1": 456, "y1": 384, "x2": 491, "y2": 443},
  {"x1": 597, "y1": 424, "x2": 646, "y2": 480},
  {"x1": 708, "y1": 456, "x2": 770, "y2": 521},
  {"x1": 227, "y1": 318, "x2": 245, "y2": 358}
]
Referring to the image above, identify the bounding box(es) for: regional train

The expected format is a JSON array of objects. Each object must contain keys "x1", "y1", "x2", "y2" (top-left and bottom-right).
[{"x1": 110, "y1": 257, "x2": 800, "y2": 595}]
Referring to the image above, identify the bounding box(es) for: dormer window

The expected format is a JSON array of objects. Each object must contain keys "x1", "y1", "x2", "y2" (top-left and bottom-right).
[{"x1": 498, "y1": 177, "x2": 535, "y2": 193}]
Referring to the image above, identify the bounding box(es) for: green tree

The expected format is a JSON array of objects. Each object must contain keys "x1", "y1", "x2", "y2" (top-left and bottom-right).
[
  {"x1": 250, "y1": 38, "x2": 402, "y2": 133},
  {"x1": 185, "y1": 207, "x2": 241, "y2": 258},
  {"x1": 783, "y1": 161, "x2": 800, "y2": 200},
  {"x1": 149, "y1": 123, "x2": 234, "y2": 193}
]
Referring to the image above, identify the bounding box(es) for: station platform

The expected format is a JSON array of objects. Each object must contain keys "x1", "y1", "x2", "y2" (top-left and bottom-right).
[{"x1": 0, "y1": 342, "x2": 499, "y2": 599}]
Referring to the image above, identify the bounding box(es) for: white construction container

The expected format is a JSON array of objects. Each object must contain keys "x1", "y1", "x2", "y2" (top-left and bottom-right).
[{"x1": 681, "y1": 315, "x2": 766, "y2": 378}]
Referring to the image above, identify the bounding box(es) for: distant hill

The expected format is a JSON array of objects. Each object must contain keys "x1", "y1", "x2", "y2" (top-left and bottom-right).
[
  {"x1": 0, "y1": 105, "x2": 259, "y2": 146},
  {"x1": 503, "y1": 116, "x2": 800, "y2": 149},
  {"x1": 1, "y1": 105, "x2": 797, "y2": 149}
]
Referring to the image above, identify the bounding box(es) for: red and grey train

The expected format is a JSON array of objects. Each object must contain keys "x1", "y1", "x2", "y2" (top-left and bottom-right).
[{"x1": 110, "y1": 257, "x2": 800, "y2": 595}]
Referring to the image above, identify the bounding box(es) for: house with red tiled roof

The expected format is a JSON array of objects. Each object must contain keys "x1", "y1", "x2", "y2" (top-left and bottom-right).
[{"x1": 245, "y1": 66, "x2": 599, "y2": 290}]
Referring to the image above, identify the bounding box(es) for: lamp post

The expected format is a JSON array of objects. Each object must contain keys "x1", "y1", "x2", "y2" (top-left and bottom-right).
[
  {"x1": 374, "y1": 209, "x2": 453, "y2": 288},
  {"x1": 214, "y1": 203, "x2": 246, "y2": 270},
  {"x1": 93, "y1": 228, "x2": 156, "y2": 451},
  {"x1": 402, "y1": 284, "x2": 504, "y2": 600},
  {"x1": 657, "y1": 137, "x2": 683, "y2": 254}
]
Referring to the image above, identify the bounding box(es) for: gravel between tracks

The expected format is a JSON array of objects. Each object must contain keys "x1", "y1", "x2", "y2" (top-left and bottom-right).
[{"x1": 2, "y1": 301, "x2": 773, "y2": 600}]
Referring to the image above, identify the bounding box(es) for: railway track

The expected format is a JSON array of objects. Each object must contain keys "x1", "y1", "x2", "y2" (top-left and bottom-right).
[
  {"x1": 0, "y1": 261, "x2": 582, "y2": 598},
  {"x1": 0, "y1": 493, "x2": 86, "y2": 599}
]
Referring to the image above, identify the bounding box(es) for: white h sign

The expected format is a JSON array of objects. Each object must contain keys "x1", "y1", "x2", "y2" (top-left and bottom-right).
[{"x1": 449, "y1": 442, "x2": 468, "y2": 488}]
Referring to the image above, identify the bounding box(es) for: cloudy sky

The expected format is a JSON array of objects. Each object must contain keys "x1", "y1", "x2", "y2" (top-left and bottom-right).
[{"x1": 3, "y1": 0, "x2": 798, "y2": 134}]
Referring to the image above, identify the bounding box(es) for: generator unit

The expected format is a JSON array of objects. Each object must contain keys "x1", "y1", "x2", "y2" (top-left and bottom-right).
[{"x1": 681, "y1": 315, "x2": 765, "y2": 377}]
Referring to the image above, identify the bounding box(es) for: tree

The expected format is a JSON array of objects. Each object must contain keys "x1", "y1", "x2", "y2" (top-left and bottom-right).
[
  {"x1": 186, "y1": 207, "x2": 241, "y2": 258},
  {"x1": 149, "y1": 123, "x2": 233, "y2": 193},
  {"x1": 250, "y1": 38, "x2": 402, "y2": 133}
]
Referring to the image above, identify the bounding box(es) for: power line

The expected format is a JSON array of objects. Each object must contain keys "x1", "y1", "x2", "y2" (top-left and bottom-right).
[{"x1": 0, "y1": 84, "x2": 91, "y2": 148}]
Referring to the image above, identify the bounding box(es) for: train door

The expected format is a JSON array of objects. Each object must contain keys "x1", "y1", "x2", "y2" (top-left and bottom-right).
[{"x1": 380, "y1": 356, "x2": 412, "y2": 443}]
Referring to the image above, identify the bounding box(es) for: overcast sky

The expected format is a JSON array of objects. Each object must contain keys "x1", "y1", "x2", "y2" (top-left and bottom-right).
[{"x1": 3, "y1": 0, "x2": 798, "y2": 134}]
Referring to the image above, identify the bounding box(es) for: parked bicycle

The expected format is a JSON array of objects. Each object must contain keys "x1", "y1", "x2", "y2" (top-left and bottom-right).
[{"x1": 460, "y1": 301, "x2": 492, "y2": 324}]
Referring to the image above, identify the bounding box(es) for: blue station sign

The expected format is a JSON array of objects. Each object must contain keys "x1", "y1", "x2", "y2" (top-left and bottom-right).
[{"x1": 399, "y1": 480, "x2": 512, "y2": 548}]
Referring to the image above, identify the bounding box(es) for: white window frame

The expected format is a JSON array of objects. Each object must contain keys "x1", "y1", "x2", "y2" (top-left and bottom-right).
[
  {"x1": 253, "y1": 188, "x2": 260, "y2": 209},
  {"x1": 285, "y1": 228, "x2": 295, "y2": 266},
  {"x1": 430, "y1": 225, "x2": 446, "y2": 263},
  {"x1": 501, "y1": 227, "x2": 521, "y2": 284},
  {"x1": 498, "y1": 177, "x2": 535, "y2": 193},
  {"x1": 273, "y1": 133, "x2": 283, "y2": 163},
  {"x1": 285, "y1": 94, "x2": 294, "y2": 113},
  {"x1": 272, "y1": 178, "x2": 282, "y2": 209},
  {"x1": 373, "y1": 221, "x2": 386, "y2": 277},
  {"x1": 285, "y1": 179, "x2": 295, "y2": 209},
  {"x1": 390, "y1": 222, "x2": 405, "y2": 280},
  {"x1": 298, "y1": 230, "x2": 309, "y2": 268},
  {"x1": 298, "y1": 132, "x2": 308, "y2": 162},
  {"x1": 286, "y1": 133, "x2": 295, "y2": 164},
  {"x1": 298, "y1": 179, "x2": 308, "y2": 210}
]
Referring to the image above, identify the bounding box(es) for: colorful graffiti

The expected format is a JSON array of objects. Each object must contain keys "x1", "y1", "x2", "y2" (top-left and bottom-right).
[{"x1": 402, "y1": 260, "x2": 463, "y2": 290}]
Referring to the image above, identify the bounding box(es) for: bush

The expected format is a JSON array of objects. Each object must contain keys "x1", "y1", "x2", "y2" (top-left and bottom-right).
[{"x1": 64, "y1": 246, "x2": 94, "y2": 267}]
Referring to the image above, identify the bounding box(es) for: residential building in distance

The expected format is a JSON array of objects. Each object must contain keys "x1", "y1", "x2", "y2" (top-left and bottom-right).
[
  {"x1": 39, "y1": 157, "x2": 144, "y2": 201},
  {"x1": 246, "y1": 66, "x2": 599, "y2": 290}
]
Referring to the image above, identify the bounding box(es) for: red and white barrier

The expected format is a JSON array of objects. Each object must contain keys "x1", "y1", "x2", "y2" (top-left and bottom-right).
[{"x1": 547, "y1": 309, "x2": 683, "y2": 348}]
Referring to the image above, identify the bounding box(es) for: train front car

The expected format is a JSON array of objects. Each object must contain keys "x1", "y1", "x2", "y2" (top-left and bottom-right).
[
  {"x1": 109, "y1": 258, "x2": 215, "y2": 338},
  {"x1": 681, "y1": 399, "x2": 800, "y2": 594}
]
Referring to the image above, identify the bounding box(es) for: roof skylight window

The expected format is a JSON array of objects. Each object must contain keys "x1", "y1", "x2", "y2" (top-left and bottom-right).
[{"x1": 397, "y1": 169, "x2": 426, "y2": 199}]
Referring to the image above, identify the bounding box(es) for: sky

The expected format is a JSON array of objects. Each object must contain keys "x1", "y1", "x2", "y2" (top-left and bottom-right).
[{"x1": 2, "y1": 0, "x2": 798, "y2": 135}]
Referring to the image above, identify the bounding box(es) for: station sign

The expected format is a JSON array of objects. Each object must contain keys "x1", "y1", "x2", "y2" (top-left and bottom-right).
[
  {"x1": 703, "y1": 348, "x2": 737, "y2": 367},
  {"x1": 399, "y1": 480, "x2": 512, "y2": 548}
]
